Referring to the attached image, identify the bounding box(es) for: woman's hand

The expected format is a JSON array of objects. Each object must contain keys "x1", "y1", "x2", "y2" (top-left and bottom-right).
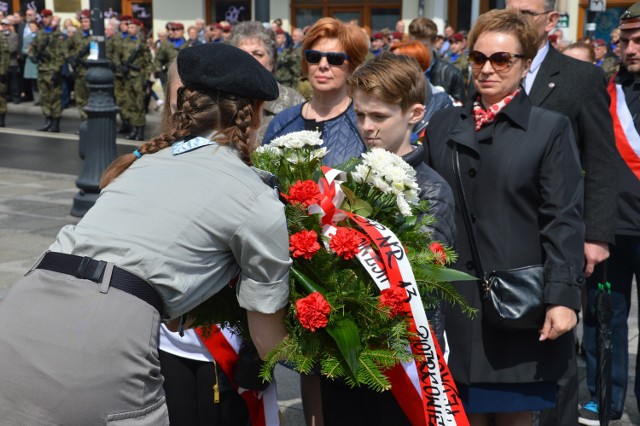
[{"x1": 539, "y1": 305, "x2": 577, "y2": 341}]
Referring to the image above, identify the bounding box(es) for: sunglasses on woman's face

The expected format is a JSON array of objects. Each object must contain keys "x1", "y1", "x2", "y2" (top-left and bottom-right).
[
  {"x1": 304, "y1": 49, "x2": 350, "y2": 66},
  {"x1": 468, "y1": 51, "x2": 526, "y2": 71}
]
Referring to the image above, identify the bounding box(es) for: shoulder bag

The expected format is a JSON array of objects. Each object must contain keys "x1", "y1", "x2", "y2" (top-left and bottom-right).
[{"x1": 452, "y1": 147, "x2": 546, "y2": 330}]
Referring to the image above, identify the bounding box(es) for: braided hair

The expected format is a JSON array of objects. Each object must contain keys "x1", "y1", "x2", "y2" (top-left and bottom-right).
[{"x1": 100, "y1": 84, "x2": 262, "y2": 188}]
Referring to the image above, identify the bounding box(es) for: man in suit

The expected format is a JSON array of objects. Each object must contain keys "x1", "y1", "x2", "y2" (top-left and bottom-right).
[{"x1": 505, "y1": 1, "x2": 619, "y2": 425}]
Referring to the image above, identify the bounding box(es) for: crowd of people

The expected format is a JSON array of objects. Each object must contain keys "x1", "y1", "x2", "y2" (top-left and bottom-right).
[{"x1": 0, "y1": 0, "x2": 639, "y2": 425}]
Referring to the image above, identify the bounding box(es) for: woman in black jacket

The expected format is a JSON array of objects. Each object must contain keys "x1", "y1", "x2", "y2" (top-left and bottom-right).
[{"x1": 424, "y1": 9, "x2": 584, "y2": 425}]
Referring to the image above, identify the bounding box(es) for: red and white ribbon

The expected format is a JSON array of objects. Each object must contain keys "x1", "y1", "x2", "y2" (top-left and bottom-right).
[
  {"x1": 609, "y1": 79, "x2": 640, "y2": 180},
  {"x1": 196, "y1": 327, "x2": 280, "y2": 426},
  {"x1": 313, "y1": 167, "x2": 469, "y2": 426}
]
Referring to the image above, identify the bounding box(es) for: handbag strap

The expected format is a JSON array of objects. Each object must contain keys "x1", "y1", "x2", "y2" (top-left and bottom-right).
[{"x1": 452, "y1": 147, "x2": 487, "y2": 280}]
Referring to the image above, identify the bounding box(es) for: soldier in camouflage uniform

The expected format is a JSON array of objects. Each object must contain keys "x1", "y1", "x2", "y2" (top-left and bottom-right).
[
  {"x1": 119, "y1": 19, "x2": 152, "y2": 141},
  {"x1": 153, "y1": 22, "x2": 187, "y2": 91},
  {"x1": 111, "y1": 15, "x2": 132, "y2": 134},
  {"x1": 0, "y1": 28, "x2": 8, "y2": 127},
  {"x1": 67, "y1": 10, "x2": 92, "y2": 121},
  {"x1": 446, "y1": 32, "x2": 470, "y2": 86},
  {"x1": 28, "y1": 9, "x2": 67, "y2": 132},
  {"x1": 274, "y1": 27, "x2": 300, "y2": 88}
]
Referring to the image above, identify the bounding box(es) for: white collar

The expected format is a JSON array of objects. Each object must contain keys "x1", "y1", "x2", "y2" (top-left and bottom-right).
[{"x1": 172, "y1": 132, "x2": 220, "y2": 156}]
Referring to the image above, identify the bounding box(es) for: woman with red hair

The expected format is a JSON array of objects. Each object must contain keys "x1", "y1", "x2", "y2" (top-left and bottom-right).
[{"x1": 389, "y1": 40, "x2": 454, "y2": 136}]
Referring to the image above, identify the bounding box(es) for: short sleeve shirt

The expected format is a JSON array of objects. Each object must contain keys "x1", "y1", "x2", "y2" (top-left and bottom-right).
[{"x1": 50, "y1": 141, "x2": 291, "y2": 319}]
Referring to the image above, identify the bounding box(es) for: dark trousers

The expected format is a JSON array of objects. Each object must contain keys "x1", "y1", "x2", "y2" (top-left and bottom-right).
[
  {"x1": 583, "y1": 234, "x2": 640, "y2": 419},
  {"x1": 320, "y1": 376, "x2": 412, "y2": 426},
  {"x1": 159, "y1": 350, "x2": 249, "y2": 426},
  {"x1": 7, "y1": 65, "x2": 21, "y2": 102}
]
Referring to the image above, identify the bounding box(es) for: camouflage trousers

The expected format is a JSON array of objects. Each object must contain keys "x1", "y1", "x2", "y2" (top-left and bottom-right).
[
  {"x1": 114, "y1": 75, "x2": 127, "y2": 113},
  {"x1": 0, "y1": 80, "x2": 6, "y2": 114},
  {"x1": 74, "y1": 71, "x2": 88, "y2": 121},
  {"x1": 122, "y1": 75, "x2": 147, "y2": 127},
  {"x1": 37, "y1": 71, "x2": 62, "y2": 118}
]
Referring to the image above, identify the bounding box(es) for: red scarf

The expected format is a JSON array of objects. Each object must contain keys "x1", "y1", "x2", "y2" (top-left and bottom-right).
[{"x1": 473, "y1": 89, "x2": 520, "y2": 131}]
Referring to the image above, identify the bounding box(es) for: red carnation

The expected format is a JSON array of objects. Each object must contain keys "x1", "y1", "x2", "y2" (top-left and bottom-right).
[
  {"x1": 283, "y1": 180, "x2": 322, "y2": 207},
  {"x1": 379, "y1": 286, "x2": 407, "y2": 317},
  {"x1": 296, "y1": 292, "x2": 331, "y2": 331},
  {"x1": 329, "y1": 227, "x2": 362, "y2": 260},
  {"x1": 290, "y1": 230, "x2": 321, "y2": 260},
  {"x1": 430, "y1": 242, "x2": 447, "y2": 266}
]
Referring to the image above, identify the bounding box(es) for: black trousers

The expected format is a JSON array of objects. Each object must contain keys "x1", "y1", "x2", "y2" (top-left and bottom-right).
[
  {"x1": 320, "y1": 376, "x2": 412, "y2": 426},
  {"x1": 159, "y1": 350, "x2": 249, "y2": 426}
]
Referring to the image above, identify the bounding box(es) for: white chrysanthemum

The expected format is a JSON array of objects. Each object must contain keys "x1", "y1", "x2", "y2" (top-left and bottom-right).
[
  {"x1": 255, "y1": 145, "x2": 282, "y2": 156},
  {"x1": 351, "y1": 164, "x2": 370, "y2": 183},
  {"x1": 286, "y1": 151, "x2": 306, "y2": 164},
  {"x1": 310, "y1": 147, "x2": 329, "y2": 160},
  {"x1": 397, "y1": 195, "x2": 413, "y2": 216},
  {"x1": 404, "y1": 188, "x2": 420, "y2": 204},
  {"x1": 269, "y1": 130, "x2": 324, "y2": 149},
  {"x1": 371, "y1": 175, "x2": 392, "y2": 193}
]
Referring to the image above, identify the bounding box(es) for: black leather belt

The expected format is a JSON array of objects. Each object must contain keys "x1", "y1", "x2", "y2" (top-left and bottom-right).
[{"x1": 36, "y1": 252, "x2": 164, "y2": 316}]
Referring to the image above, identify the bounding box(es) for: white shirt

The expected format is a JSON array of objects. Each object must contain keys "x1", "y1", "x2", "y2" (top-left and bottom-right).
[{"x1": 524, "y1": 41, "x2": 550, "y2": 94}]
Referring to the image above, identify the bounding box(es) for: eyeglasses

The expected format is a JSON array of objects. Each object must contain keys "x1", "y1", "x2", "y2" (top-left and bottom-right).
[
  {"x1": 518, "y1": 9, "x2": 553, "y2": 18},
  {"x1": 468, "y1": 51, "x2": 526, "y2": 71},
  {"x1": 304, "y1": 49, "x2": 350, "y2": 66}
]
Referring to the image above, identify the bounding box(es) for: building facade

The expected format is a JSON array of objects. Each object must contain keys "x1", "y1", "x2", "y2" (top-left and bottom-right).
[{"x1": 1, "y1": 0, "x2": 635, "y2": 44}]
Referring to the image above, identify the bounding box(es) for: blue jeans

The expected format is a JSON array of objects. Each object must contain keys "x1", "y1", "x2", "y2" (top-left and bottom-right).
[{"x1": 583, "y1": 234, "x2": 640, "y2": 418}]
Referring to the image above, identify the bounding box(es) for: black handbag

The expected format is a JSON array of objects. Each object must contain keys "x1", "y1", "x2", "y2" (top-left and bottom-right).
[{"x1": 452, "y1": 148, "x2": 545, "y2": 330}]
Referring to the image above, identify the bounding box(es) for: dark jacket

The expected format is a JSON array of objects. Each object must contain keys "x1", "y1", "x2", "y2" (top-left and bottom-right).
[
  {"x1": 424, "y1": 90, "x2": 585, "y2": 385},
  {"x1": 402, "y1": 144, "x2": 455, "y2": 247},
  {"x1": 262, "y1": 102, "x2": 366, "y2": 167},
  {"x1": 611, "y1": 67, "x2": 640, "y2": 236},
  {"x1": 428, "y1": 54, "x2": 466, "y2": 103},
  {"x1": 529, "y1": 46, "x2": 617, "y2": 245}
]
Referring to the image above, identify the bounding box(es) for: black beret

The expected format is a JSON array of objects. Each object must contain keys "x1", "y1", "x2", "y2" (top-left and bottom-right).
[{"x1": 177, "y1": 43, "x2": 279, "y2": 101}]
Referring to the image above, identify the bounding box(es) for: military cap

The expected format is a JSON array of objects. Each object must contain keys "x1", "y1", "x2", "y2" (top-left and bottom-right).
[
  {"x1": 592, "y1": 38, "x2": 606, "y2": 47},
  {"x1": 173, "y1": 22, "x2": 184, "y2": 30},
  {"x1": 373, "y1": 32, "x2": 385, "y2": 40},
  {"x1": 130, "y1": 18, "x2": 143, "y2": 27},
  {"x1": 274, "y1": 27, "x2": 284, "y2": 35},
  {"x1": 79, "y1": 9, "x2": 90, "y2": 19},
  {"x1": 620, "y1": 3, "x2": 640, "y2": 30},
  {"x1": 177, "y1": 43, "x2": 279, "y2": 101},
  {"x1": 40, "y1": 9, "x2": 53, "y2": 17},
  {"x1": 450, "y1": 32, "x2": 465, "y2": 43}
]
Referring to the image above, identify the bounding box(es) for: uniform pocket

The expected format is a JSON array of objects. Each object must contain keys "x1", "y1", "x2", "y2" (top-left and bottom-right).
[{"x1": 107, "y1": 397, "x2": 168, "y2": 425}]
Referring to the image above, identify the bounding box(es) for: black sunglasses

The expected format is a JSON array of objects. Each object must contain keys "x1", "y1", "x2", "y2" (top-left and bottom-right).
[
  {"x1": 468, "y1": 51, "x2": 526, "y2": 71},
  {"x1": 304, "y1": 49, "x2": 350, "y2": 66}
]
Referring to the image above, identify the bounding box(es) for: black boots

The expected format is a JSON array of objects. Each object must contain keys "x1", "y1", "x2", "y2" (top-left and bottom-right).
[
  {"x1": 37, "y1": 117, "x2": 52, "y2": 131},
  {"x1": 118, "y1": 120, "x2": 131, "y2": 134},
  {"x1": 49, "y1": 118, "x2": 60, "y2": 133},
  {"x1": 126, "y1": 126, "x2": 145, "y2": 141},
  {"x1": 36, "y1": 117, "x2": 60, "y2": 132},
  {"x1": 0, "y1": 114, "x2": 4, "y2": 127}
]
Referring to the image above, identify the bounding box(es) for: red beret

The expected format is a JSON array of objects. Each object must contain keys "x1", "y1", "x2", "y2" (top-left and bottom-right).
[
  {"x1": 222, "y1": 25, "x2": 232, "y2": 32},
  {"x1": 391, "y1": 31, "x2": 404, "y2": 40},
  {"x1": 449, "y1": 32, "x2": 465, "y2": 43},
  {"x1": 592, "y1": 38, "x2": 606, "y2": 47},
  {"x1": 373, "y1": 32, "x2": 384, "y2": 40},
  {"x1": 274, "y1": 27, "x2": 285, "y2": 35},
  {"x1": 119, "y1": 14, "x2": 132, "y2": 22},
  {"x1": 79, "y1": 9, "x2": 90, "y2": 19},
  {"x1": 40, "y1": 9, "x2": 53, "y2": 17},
  {"x1": 173, "y1": 22, "x2": 184, "y2": 30},
  {"x1": 130, "y1": 18, "x2": 143, "y2": 27}
]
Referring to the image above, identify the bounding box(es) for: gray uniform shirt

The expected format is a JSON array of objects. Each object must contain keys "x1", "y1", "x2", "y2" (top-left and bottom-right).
[{"x1": 50, "y1": 140, "x2": 291, "y2": 319}]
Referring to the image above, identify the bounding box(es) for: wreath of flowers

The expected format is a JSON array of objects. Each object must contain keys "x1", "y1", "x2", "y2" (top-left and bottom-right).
[{"x1": 191, "y1": 131, "x2": 475, "y2": 394}]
